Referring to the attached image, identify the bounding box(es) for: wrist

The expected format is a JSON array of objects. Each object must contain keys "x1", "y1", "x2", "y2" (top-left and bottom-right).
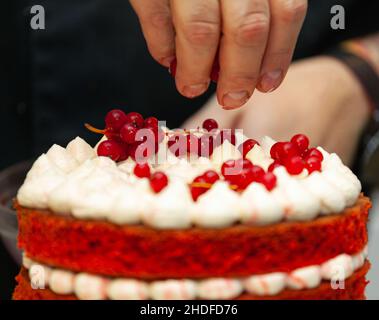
[{"x1": 343, "y1": 35, "x2": 379, "y2": 74}]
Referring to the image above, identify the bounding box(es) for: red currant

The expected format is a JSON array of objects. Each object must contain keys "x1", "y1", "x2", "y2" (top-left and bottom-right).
[
  {"x1": 235, "y1": 170, "x2": 253, "y2": 191},
  {"x1": 129, "y1": 141, "x2": 156, "y2": 161},
  {"x1": 270, "y1": 142, "x2": 283, "y2": 160},
  {"x1": 104, "y1": 128, "x2": 121, "y2": 141},
  {"x1": 291, "y1": 134, "x2": 309, "y2": 154},
  {"x1": 191, "y1": 176, "x2": 209, "y2": 201},
  {"x1": 118, "y1": 143, "x2": 130, "y2": 161},
  {"x1": 249, "y1": 165, "x2": 265, "y2": 181},
  {"x1": 210, "y1": 57, "x2": 220, "y2": 83},
  {"x1": 133, "y1": 163, "x2": 151, "y2": 178},
  {"x1": 97, "y1": 140, "x2": 124, "y2": 162},
  {"x1": 125, "y1": 112, "x2": 144, "y2": 128},
  {"x1": 304, "y1": 148, "x2": 324, "y2": 161},
  {"x1": 285, "y1": 156, "x2": 305, "y2": 175},
  {"x1": 221, "y1": 159, "x2": 236, "y2": 177},
  {"x1": 150, "y1": 172, "x2": 168, "y2": 193},
  {"x1": 144, "y1": 117, "x2": 158, "y2": 128},
  {"x1": 144, "y1": 125, "x2": 163, "y2": 144},
  {"x1": 217, "y1": 129, "x2": 236, "y2": 146},
  {"x1": 235, "y1": 158, "x2": 253, "y2": 170},
  {"x1": 261, "y1": 172, "x2": 277, "y2": 191},
  {"x1": 168, "y1": 135, "x2": 187, "y2": 157},
  {"x1": 268, "y1": 161, "x2": 281, "y2": 172},
  {"x1": 169, "y1": 59, "x2": 177, "y2": 77},
  {"x1": 202, "y1": 118, "x2": 219, "y2": 132},
  {"x1": 105, "y1": 109, "x2": 127, "y2": 131},
  {"x1": 238, "y1": 139, "x2": 259, "y2": 158},
  {"x1": 186, "y1": 134, "x2": 199, "y2": 154},
  {"x1": 203, "y1": 170, "x2": 220, "y2": 184},
  {"x1": 278, "y1": 142, "x2": 299, "y2": 160},
  {"x1": 305, "y1": 156, "x2": 322, "y2": 174},
  {"x1": 120, "y1": 123, "x2": 137, "y2": 144}
]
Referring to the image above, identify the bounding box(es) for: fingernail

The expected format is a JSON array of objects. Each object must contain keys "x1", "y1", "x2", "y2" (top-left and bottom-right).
[
  {"x1": 258, "y1": 70, "x2": 282, "y2": 93},
  {"x1": 183, "y1": 83, "x2": 209, "y2": 98},
  {"x1": 222, "y1": 91, "x2": 250, "y2": 108},
  {"x1": 162, "y1": 56, "x2": 175, "y2": 68}
]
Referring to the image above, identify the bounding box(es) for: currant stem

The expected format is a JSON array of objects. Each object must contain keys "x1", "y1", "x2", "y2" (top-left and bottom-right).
[
  {"x1": 190, "y1": 182, "x2": 238, "y2": 190},
  {"x1": 85, "y1": 123, "x2": 106, "y2": 135}
]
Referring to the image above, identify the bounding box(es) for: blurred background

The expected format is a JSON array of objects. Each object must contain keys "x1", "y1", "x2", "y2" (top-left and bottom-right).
[{"x1": 1, "y1": 0, "x2": 379, "y2": 299}]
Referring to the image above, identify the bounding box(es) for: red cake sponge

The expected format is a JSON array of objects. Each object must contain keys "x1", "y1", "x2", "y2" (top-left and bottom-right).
[{"x1": 16, "y1": 195, "x2": 370, "y2": 279}]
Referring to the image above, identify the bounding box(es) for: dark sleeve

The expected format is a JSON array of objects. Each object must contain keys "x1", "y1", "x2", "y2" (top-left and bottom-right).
[{"x1": 295, "y1": 0, "x2": 379, "y2": 59}]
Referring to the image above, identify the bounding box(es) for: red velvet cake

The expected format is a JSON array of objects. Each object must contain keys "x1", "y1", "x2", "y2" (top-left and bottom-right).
[{"x1": 13, "y1": 110, "x2": 371, "y2": 300}]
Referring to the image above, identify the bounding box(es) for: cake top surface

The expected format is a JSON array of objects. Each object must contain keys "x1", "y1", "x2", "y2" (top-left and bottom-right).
[{"x1": 17, "y1": 110, "x2": 362, "y2": 229}]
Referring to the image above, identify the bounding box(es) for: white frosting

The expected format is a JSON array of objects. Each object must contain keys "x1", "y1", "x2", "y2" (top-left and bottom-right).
[
  {"x1": 321, "y1": 254, "x2": 354, "y2": 280},
  {"x1": 142, "y1": 179, "x2": 192, "y2": 229},
  {"x1": 149, "y1": 280, "x2": 197, "y2": 300},
  {"x1": 197, "y1": 278, "x2": 243, "y2": 299},
  {"x1": 74, "y1": 273, "x2": 107, "y2": 300},
  {"x1": 240, "y1": 183, "x2": 283, "y2": 225},
  {"x1": 17, "y1": 134, "x2": 362, "y2": 229},
  {"x1": 66, "y1": 137, "x2": 96, "y2": 164},
  {"x1": 243, "y1": 272, "x2": 286, "y2": 296},
  {"x1": 49, "y1": 270, "x2": 75, "y2": 295},
  {"x1": 211, "y1": 140, "x2": 241, "y2": 165},
  {"x1": 275, "y1": 167, "x2": 320, "y2": 221},
  {"x1": 286, "y1": 265, "x2": 321, "y2": 289},
  {"x1": 193, "y1": 181, "x2": 241, "y2": 228},
  {"x1": 22, "y1": 247, "x2": 368, "y2": 300},
  {"x1": 107, "y1": 279, "x2": 149, "y2": 300},
  {"x1": 245, "y1": 144, "x2": 273, "y2": 170}
]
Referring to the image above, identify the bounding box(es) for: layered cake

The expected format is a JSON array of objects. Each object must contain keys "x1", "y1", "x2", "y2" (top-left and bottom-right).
[{"x1": 13, "y1": 109, "x2": 370, "y2": 300}]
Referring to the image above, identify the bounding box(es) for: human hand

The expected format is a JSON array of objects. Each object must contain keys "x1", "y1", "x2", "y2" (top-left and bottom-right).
[
  {"x1": 130, "y1": 0, "x2": 308, "y2": 109},
  {"x1": 183, "y1": 56, "x2": 371, "y2": 165}
]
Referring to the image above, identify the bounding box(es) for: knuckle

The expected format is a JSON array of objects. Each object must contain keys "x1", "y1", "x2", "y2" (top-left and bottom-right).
[
  {"x1": 182, "y1": 20, "x2": 220, "y2": 46},
  {"x1": 233, "y1": 13, "x2": 270, "y2": 46},
  {"x1": 148, "y1": 11, "x2": 172, "y2": 29},
  {"x1": 278, "y1": 0, "x2": 308, "y2": 23}
]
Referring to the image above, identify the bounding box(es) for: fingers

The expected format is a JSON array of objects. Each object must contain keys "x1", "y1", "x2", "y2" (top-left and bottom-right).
[
  {"x1": 217, "y1": 0, "x2": 270, "y2": 109},
  {"x1": 170, "y1": 0, "x2": 221, "y2": 98},
  {"x1": 257, "y1": 0, "x2": 308, "y2": 93},
  {"x1": 130, "y1": 0, "x2": 175, "y2": 67}
]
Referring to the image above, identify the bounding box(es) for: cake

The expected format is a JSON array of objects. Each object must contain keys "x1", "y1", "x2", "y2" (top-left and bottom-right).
[{"x1": 13, "y1": 109, "x2": 370, "y2": 300}]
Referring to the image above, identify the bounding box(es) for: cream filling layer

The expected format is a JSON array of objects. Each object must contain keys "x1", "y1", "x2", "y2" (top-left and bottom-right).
[
  {"x1": 17, "y1": 135, "x2": 362, "y2": 229},
  {"x1": 23, "y1": 247, "x2": 368, "y2": 300}
]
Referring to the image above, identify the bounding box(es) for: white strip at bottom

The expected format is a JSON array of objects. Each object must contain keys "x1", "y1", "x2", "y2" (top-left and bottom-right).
[{"x1": 23, "y1": 247, "x2": 368, "y2": 300}]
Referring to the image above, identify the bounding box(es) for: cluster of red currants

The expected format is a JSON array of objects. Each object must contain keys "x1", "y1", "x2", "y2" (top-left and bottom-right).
[
  {"x1": 268, "y1": 134, "x2": 324, "y2": 175},
  {"x1": 168, "y1": 118, "x2": 260, "y2": 159},
  {"x1": 190, "y1": 158, "x2": 277, "y2": 201},
  {"x1": 133, "y1": 163, "x2": 169, "y2": 193},
  {"x1": 95, "y1": 109, "x2": 163, "y2": 162}
]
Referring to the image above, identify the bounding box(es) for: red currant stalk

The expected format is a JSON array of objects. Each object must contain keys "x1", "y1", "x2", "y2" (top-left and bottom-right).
[{"x1": 84, "y1": 123, "x2": 106, "y2": 135}]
